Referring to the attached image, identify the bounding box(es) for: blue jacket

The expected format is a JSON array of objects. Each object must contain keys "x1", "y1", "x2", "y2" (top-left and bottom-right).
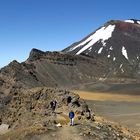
[{"x1": 69, "y1": 111, "x2": 74, "y2": 119}]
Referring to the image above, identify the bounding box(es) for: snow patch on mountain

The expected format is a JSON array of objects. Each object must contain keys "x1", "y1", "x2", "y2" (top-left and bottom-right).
[
  {"x1": 101, "y1": 40, "x2": 106, "y2": 46},
  {"x1": 137, "y1": 21, "x2": 140, "y2": 24},
  {"x1": 88, "y1": 47, "x2": 92, "y2": 52},
  {"x1": 120, "y1": 64, "x2": 123, "y2": 68},
  {"x1": 124, "y1": 20, "x2": 135, "y2": 23},
  {"x1": 107, "y1": 55, "x2": 110, "y2": 58},
  {"x1": 75, "y1": 25, "x2": 115, "y2": 55},
  {"x1": 98, "y1": 47, "x2": 103, "y2": 54},
  {"x1": 124, "y1": 19, "x2": 140, "y2": 25},
  {"x1": 109, "y1": 46, "x2": 113, "y2": 50},
  {"x1": 121, "y1": 68, "x2": 124, "y2": 73},
  {"x1": 67, "y1": 25, "x2": 115, "y2": 55},
  {"x1": 113, "y1": 57, "x2": 116, "y2": 61},
  {"x1": 122, "y1": 46, "x2": 128, "y2": 60}
]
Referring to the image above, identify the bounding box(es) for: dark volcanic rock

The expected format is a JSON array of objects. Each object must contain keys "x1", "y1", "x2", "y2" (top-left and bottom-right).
[
  {"x1": 28, "y1": 48, "x2": 46, "y2": 61},
  {"x1": 0, "y1": 50, "x2": 108, "y2": 94}
]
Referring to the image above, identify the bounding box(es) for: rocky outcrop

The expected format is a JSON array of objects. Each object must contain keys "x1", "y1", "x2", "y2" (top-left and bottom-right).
[
  {"x1": 28, "y1": 48, "x2": 46, "y2": 61},
  {"x1": 0, "y1": 87, "x2": 93, "y2": 129}
]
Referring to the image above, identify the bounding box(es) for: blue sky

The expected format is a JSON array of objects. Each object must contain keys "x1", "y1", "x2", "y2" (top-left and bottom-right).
[{"x1": 0, "y1": 0, "x2": 139, "y2": 68}]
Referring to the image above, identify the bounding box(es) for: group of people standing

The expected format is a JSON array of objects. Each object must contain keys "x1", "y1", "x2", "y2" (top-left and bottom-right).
[{"x1": 50, "y1": 100, "x2": 75, "y2": 126}]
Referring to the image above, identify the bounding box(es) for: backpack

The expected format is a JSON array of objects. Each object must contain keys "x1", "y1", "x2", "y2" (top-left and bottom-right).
[{"x1": 69, "y1": 111, "x2": 74, "y2": 119}]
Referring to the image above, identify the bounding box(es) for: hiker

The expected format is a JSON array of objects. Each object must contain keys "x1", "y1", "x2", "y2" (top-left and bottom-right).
[
  {"x1": 69, "y1": 110, "x2": 75, "y2": 126},
  {"x1": 50, "y1": 100, "x2": 57, "y2": 112}
]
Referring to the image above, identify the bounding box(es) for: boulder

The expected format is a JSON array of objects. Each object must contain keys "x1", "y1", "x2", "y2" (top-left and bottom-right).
[
  {"x1": 56, "y1": 123, "x2": 62, "y2": 127},
  {"x1": 0, "y1": 124, "x2": 9, "y2": 134},
  {"x1": 85, "y1": 111, "x2": 91, "y2": 120}
]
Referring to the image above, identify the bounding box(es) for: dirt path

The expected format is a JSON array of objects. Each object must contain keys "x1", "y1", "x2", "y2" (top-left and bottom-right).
[
  {"x1": 56, "y1": 125, "x2": 82, "y2": 140},
  {"x1": 34, "y1": 124, "x2": 83, "y2": 140}
]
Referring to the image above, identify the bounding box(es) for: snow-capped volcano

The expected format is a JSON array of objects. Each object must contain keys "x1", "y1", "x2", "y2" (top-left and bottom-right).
[
  {"x1": 64, "y1": 19, "x2": 140, "y2": 57},
  {"x1": 63, "y1": 19, "x2": 140, "y2": 79}
]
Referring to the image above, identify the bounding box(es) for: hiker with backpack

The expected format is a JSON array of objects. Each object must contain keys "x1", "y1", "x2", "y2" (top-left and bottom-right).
[
  {"x1": 69, "y1": 110, "x2": 75, "y2": 126},
  {"x1": 50, "y1": 100, "x2": 57, "y2": 112}
]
